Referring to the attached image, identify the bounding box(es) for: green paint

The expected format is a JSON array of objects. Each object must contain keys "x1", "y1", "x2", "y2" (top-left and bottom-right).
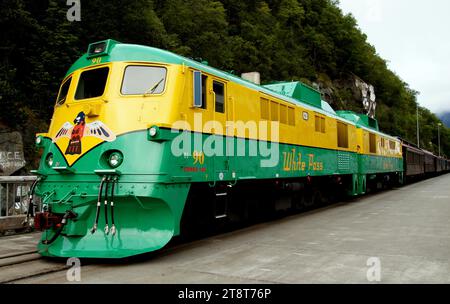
[
  {"x1": 264, "y1": 82, "x2": 323, "y2": 109},
  {"x1": 38, "y1": 183, "x2": 189, "y2": 258},
  {"x1": 358, "y1": 154, "x2": 403, "y2": 174},
  {"x1": 337, "y1": 111, "x2": 380, "y2": 131},
  {"x1": 35, "y1": 128, "x2": 403, "y2": 258}
]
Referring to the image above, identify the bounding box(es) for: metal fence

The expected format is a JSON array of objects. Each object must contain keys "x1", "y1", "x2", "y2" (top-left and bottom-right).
[{"x1": 0, "y1": 176, "x2": 41, "y2": 219}]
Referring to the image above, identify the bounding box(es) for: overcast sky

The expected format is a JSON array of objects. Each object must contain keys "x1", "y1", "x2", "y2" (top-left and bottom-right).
[{"x1": 339, "y1": 0, "x2": 450, "y2": 114}]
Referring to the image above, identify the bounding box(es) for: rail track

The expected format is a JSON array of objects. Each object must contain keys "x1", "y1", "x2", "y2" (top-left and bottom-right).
[
  {"x1": 0, "y1": 188, "x2": 405, "y2": 284},
  {"x1": 0, "y1": 233, "x2": 71, "y2": 284},
  {"x1": 0, "y1": 249, "x2": 70, "y2": 283},
  {"x1": 0, "y1": 221, "x2": 269, "y2": 284}
]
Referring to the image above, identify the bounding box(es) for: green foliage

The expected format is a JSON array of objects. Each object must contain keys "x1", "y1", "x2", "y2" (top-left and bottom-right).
[{"x1": 1, "y1": 0, "x2": 449, "y2": 164}]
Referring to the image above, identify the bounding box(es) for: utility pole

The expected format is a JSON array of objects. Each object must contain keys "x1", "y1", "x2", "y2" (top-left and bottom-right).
[
  {"x1": 416, "y1": 105, "x2": 420, "y2": 148},
  {"x1": 438, "y1": 123, "x2": 442, "y2": 157}
]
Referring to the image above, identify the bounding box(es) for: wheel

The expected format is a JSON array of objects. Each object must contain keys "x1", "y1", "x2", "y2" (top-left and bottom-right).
[
  {"x1": 303, "y1": 188, "x2": 324, "y2": 209},
  {"x1": 292, "y1": 191, "x2": 306, "y2": 212}
]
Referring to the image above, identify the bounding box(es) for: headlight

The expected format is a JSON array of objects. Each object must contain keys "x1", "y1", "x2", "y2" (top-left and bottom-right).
[
  {"x1": 149, "y1": 126, "x2": 158, "y2": 137},
  {"x1": 46, "y1": 153, "x2": 54, "y2": 167},
  {"x1": 108, "y1": 152, "x2": 123, "y2": 168},
  {"x1": 36, "y1": 136, "x2": 42, "y2": 145}
]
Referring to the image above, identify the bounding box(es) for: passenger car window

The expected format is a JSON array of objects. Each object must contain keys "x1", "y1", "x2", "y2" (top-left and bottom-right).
[
  {"x1": 121, "y1": 66, "x2": 167, "y2": 95},
  {"x1": 75, "y1": 67, "x2": 109, "y2": 100}
]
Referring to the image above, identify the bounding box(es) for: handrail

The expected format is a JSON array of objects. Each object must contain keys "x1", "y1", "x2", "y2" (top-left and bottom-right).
[
  {"x1": 0, "y1": 176, "x2": 41, "y2": 225},
  {"x1": 0, "y1": 176, "x2": 38, "y2": 182}
]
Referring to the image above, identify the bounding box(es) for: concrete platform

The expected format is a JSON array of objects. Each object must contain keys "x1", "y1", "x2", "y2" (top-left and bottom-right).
[{"x1": 10, "y1": 174, "x2": 450, "y2": 283}]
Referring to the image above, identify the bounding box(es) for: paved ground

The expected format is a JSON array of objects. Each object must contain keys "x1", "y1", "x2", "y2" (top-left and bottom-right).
[
  {"x1": 0, "y1": 232, "x2": 41, "y2": 258},
  {"x1": 4, "y1": 174, "x2": 450, "y2": 284}
]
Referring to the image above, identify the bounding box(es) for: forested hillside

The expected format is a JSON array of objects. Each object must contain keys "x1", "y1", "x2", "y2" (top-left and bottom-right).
[{"x1": 1, "y1": 0, "x2": 449, "y2": 166}]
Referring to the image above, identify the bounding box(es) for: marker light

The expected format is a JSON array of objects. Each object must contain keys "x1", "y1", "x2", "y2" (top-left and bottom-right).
[
  {"x1": 149, "y1": 127, "x2": 158, "y2": 137},
  {"x1": 89, "y1": 42, "x2": 106, "y2": 55},
  {"x1": 108, "y1": 152, "x2": 123, "y2": 168},
  {"x1": 94, "y1": 45, "x2": 106, "y2": 54}
]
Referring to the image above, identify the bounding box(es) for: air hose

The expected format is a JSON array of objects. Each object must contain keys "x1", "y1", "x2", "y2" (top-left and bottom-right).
[
  {"x1": 24, "y1": 177, "x2": 41, "y2": 225},
  {"x1": 103, "y1": 177, "x2": 110, "y2": 235},
  {"x1": 91, "y1": 176, "x2": 107, "y2": 234},
  {"x1": 110, "y1": 177, "x2": 117, "y2": 236},
  {"x1": 42, "y1": 210, "x2": 77, "y2": 245}
]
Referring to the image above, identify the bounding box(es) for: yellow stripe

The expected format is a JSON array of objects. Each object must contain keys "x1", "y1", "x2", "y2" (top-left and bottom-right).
[{"x1": 45, "y1": 61, "x2": 403, "y2": 164}]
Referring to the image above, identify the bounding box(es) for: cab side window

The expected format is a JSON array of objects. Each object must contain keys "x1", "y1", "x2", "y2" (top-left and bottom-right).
[
  {"x1": 213, "y1": 81, "x2": 225, "y2": 113},
  {"x1": 75, "y1": 67, "x2": 109, "y2": 100},
  {"x1": 56, "y1": 77, "x2": 72, "y2": 106}
]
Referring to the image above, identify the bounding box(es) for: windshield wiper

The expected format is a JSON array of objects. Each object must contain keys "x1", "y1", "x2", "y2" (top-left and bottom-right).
[
  {"x1": 144, "y1": 78, "x2": 165, "y2": 95},
  {"x1": 57, "y1": 97, "x2": 66, "y2": 105}
]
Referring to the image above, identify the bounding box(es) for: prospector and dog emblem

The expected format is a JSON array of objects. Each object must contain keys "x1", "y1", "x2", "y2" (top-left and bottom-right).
[{"x1": 53, "y1": 111, "x2": 116, "y2": 155}]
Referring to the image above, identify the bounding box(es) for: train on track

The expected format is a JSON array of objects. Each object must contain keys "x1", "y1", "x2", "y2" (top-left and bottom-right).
[{"x1": 31, "y1": 40, "x2": 450, "y2": 258}]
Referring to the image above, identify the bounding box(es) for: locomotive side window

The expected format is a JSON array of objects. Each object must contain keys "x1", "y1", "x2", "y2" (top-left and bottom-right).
[
  {"x1": 270, "y1": 101, "x2": 279, "y2": 121},
  {"x1": 56, "y1": 77, "x2": 72, "y2": 105},
  {"x1": 75, "y1": 67, "x2": 109, "y2": 100},
  {"x1": 260, "y1": 98, "x2": 269, "y2": 120},
  {"x1": 280, "y1": 104, "x2": 287, "y2": 124},
  {"x1": 260, "y1": 99, "x2": 294, "y2": 126},
  {"x1": 213, "y1": 81, "x2": 225, "y2": 113},
  {"x1": 287, "y1": 107, "x2": 295, "y2": 126},
  {"x1": 389, "y1": 141, "x2": 396, "y2": 150},
  {"x1": 337, "y1": 122, "x2": 349, "y2": 148},
  {"x1": 315, "y1": 115, "x2": 326, "y2": 133},
  {"x1": 369, "y1": 133, "x2": 377, "y2": 153},
  {"x1": 121, "y1": 66, "x2": 167, "y2": 95}
]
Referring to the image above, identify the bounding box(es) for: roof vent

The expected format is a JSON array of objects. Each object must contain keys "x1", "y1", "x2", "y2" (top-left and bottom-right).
[
  {"x1": 263, "y1": 81, "x2": 322, "y2": 109},
  {"x1": 241, "y1": 72, "x2": 260, "y2": 85}
]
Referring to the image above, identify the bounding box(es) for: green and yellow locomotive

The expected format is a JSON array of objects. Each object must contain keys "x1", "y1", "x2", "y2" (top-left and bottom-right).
[{"x1": 33, "y1": 40, "x2": 404, "y2": 258}]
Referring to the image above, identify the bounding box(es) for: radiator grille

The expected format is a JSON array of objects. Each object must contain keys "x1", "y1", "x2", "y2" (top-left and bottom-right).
[{"x1": 338, "y1": 152, "x2": 350, "y2": 171}]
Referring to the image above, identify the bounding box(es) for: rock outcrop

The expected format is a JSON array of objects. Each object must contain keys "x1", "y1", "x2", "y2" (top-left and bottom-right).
[
  {"x1": 0, "y1": 129, "x2": 27, "y2": 176},
  {"x1": 314, "y1": 74, "x2": 377, "y2": 118}
]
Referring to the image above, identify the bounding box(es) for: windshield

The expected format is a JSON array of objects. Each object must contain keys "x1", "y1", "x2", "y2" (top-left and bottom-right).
[
  {"x1": 121, "y1": 66, "x2": 167, "y2": 95},
  {"x1": 75, "y1": 67, "x2": 109, "y2": 100},
  {"x1": 56, "y1": 77, "x2": 72, "y2": 105}
]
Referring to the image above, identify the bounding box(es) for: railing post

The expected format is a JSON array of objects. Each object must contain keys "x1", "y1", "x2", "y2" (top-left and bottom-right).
[
  {"x1": 0, "y1": 183, "x2": 3, "y2": 217},
  {"x1": 6, "y1": 183, "x2": 9, "y2": 217},
  {"x1": 0, "y1": 176, "x2": 38, "y2": 219}
]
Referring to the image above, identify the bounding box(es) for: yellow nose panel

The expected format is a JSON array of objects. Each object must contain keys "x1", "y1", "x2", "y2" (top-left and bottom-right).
[{"x1": 54, "y1": 136, "x2": 104, "y2": 166}]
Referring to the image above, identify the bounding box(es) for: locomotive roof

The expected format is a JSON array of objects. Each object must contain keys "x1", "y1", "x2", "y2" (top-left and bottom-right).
[{"x1": 66, "y1": 39, "x2": 400, "y2": 141}]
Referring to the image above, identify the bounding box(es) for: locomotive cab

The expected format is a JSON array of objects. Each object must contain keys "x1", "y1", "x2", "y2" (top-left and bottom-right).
[{"x1": 33, "y1": 40, "x2": 192, "y2": 258}]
